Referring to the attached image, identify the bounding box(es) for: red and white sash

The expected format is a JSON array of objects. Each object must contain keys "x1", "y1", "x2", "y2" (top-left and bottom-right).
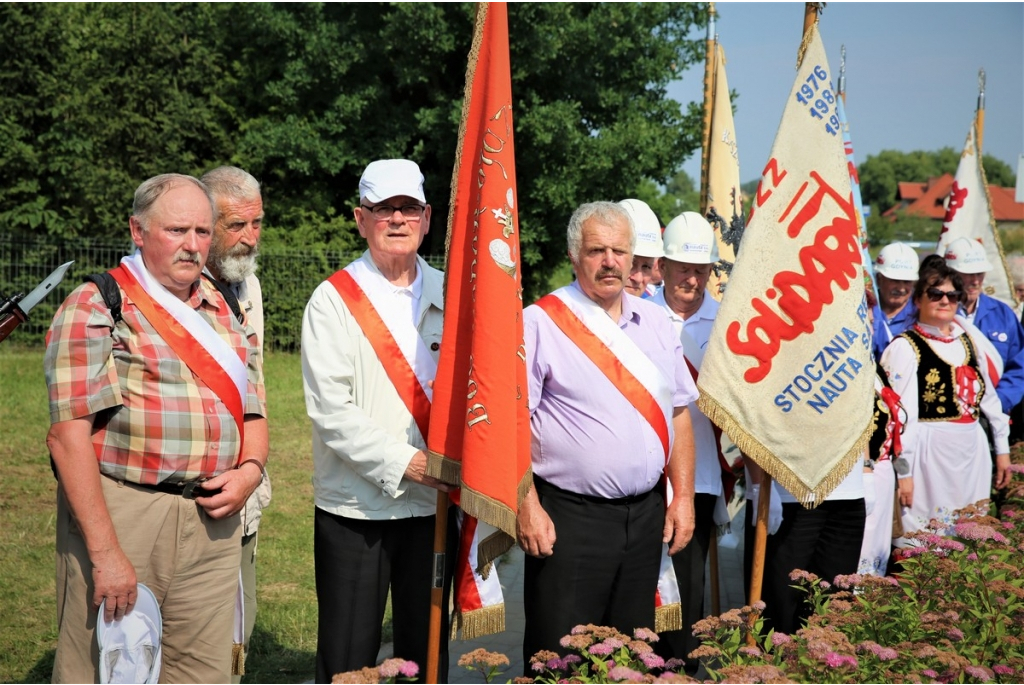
[
  {"x1": 114, "y1": 251, "x2": 248, "y2": 442},
  {"x1": 327, "y1": 258, "x2": 435, "y2": 439},
  {"x1": 536, "y1": 285, "x2": 674, "y2": 461}
]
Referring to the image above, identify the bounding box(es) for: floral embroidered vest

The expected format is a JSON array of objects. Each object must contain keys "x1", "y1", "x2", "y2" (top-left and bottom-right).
[
  {"x1": 869, "y1": 362, "x2": 899, "y2": 460},
  {"x1": 899, "y1": 328, "x2": 984, "y2": 422}
]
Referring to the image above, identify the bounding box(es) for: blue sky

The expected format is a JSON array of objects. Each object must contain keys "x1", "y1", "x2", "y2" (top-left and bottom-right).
[{"x1": 667, "y1": 2, "x2": 1024, "y2": 186}]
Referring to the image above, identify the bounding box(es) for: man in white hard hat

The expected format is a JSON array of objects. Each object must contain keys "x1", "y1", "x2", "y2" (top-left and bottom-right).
[
  {"x1": 618, "y1": 199, "x2": 665, "y2": 298},
  {"x1": 871, "y1": 241, "x2": 920, "y2": 360},
  {"x1": 944, "y1": 236, "x2": 1024, "y2": 415},
  {"x1": 648, "y1": 211, "x2": 726, "y2": 672}
]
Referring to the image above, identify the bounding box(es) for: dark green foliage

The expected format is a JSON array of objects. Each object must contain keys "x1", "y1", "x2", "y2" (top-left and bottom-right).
[{"x1": 0, "y1": 3, "x2": 710, "y2": 300}]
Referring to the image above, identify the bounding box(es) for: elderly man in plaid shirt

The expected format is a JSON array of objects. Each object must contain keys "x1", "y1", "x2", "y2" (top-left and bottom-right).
[{"x1": 44, "y1": 173, "x2": 269, "y2": 683}]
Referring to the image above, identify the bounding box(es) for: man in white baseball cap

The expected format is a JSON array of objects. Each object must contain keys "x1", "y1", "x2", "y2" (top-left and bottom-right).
[
  {"x1": 648, "y1": 211, "x2": 725, "y2": 672},
  {"x1": 302, "y1": 159, "x2": 456, "y2": 681},
  {"x1": 618, "y1": 199, "x2": 665, "y2": 298},
  {"x1": 871, "y1": 241, "x2": 920, "y2": 360},
  {"x1": 944, "y1": 236, "x2": 1024, "y2": 415}
]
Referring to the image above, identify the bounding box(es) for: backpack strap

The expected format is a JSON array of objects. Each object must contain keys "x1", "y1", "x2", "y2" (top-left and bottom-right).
[
  {"x1": 201, "y1": 272, "x2": 245, "y2": 325},
  {"x1": 84, "y1": 272, "x2": 123, "y2": 324}
]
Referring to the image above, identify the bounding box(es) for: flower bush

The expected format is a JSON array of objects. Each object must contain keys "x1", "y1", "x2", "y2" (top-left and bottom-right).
[
  {"x1": 332, "y1": 657, "x2": 419, "y2": 683},
  {"x1": 689, "y1": 467, "x2": 1024, "y2": 684}
]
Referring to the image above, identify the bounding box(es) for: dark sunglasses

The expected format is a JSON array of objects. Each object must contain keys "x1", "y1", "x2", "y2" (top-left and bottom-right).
[{"x1": 925, "y1": 287, "x2": 962, "y2": 303}]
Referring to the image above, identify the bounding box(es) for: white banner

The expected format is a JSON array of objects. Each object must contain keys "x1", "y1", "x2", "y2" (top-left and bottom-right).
[{"x1": 697, "y1": 23, "x2": 873, "y2": 506}]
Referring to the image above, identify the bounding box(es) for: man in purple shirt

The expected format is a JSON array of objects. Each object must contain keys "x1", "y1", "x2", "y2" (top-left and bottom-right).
[{"x1": 517, "y1": 201, "x2": 698, "y2": 665}]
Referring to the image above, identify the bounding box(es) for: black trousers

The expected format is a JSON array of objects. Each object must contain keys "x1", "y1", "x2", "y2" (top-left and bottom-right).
[
  {"x1": 758, "y1": 498, "x2": 865, "y2": 635},
  {"x1": 523, "y1": 478, "x2": 664, "y2": 667},
  {"x1": 314, "y1": 507, "x2": 457, "y2": 684},
  {"x1": 655, "y1": 492, "x2": 717, "y2": 665}
]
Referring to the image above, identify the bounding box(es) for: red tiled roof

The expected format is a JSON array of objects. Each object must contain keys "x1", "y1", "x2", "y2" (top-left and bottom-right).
[{"x1": 882, "y1": 173, "x2": 1023, "y2": 222}]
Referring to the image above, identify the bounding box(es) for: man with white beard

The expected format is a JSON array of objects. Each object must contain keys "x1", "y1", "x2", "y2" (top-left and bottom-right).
[{"x1": 201, "y1": 165, "x2": 271, "y2": 680}]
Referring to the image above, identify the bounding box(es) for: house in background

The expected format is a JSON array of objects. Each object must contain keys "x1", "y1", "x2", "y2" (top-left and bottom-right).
[{"x1": 883, "y1": 174, "x2": 1024, "y2": 229}]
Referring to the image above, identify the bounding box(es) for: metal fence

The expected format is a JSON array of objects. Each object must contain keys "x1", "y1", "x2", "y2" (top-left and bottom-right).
[{"x1": 0, "y1": 232, "x2": 444, "y2": 350}]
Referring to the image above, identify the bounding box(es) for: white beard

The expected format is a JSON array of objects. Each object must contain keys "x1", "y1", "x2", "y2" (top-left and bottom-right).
[{"x1": 210, "y1": 247, "x2": 258, "y2": 284}]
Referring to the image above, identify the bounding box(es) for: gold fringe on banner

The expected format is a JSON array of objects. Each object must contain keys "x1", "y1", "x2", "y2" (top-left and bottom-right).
[
  {"x1": 456, "y1": 604, "x2": 506, "y2": 640},
  {"x1": 231, "y1": 643, "x2": 245, "y2": 676},
  {"x1": 794, "y1": 17, "x2": 818, "y2": 70},
  {"x1": 696, "y1": 385, "x2": 871, "y2": 507},
  {"x1": 426, "y1": 449, "x2": 462, "y2": 485},
  {"x1": 654, "y1": 603, "x2": 682, "y2": 634},
  {"x1": 442, "y1": 1, "x2": 489, "y2": 273},
  {"x1": 977, "y1": 136, "x2": 1016, "y2": 300}
]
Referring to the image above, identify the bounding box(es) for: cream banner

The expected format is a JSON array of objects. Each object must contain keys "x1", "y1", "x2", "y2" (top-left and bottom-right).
[{"x1": 697, "y1": 23, "x2": 873, "y2": 505}]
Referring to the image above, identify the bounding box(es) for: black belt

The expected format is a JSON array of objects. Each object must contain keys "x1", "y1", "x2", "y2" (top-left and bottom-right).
[
  {"x1": 105, "y1": 474, "x2": 222, "y2": 499},
  {"x1": 533, "y1": 476, "x2": 658, "y2": 506}
]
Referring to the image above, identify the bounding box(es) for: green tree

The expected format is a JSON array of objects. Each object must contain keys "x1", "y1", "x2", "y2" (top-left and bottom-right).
[
  {"x1": 0, "y1": 3, "x2": 711, "y2": 298},
  {"x1": 635, "y1": 170, "x2": 700, "y2": 226}
]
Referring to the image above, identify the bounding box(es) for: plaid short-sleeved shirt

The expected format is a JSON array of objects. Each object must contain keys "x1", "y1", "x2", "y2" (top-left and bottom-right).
[{"x1": 45, "y1": 277, "x2": 267, "y2": 485}]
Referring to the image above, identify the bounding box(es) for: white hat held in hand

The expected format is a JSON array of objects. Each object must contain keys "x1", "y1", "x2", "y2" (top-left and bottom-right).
[
  {"x1": 663, "y1": 211, "x2": 718, "y2": 264},
  {"x1": 873, "y1": 242, "x2": 920, "y2": 281},
  {"x1": 97, "y1": 583, "x2": 162, "y2": 684},
  {"x1": 944, "y1": 237, "x2": 993, "y2": 274},
  {"x1": 617, "y1": 199, "x2": 665, "y2": 259}
]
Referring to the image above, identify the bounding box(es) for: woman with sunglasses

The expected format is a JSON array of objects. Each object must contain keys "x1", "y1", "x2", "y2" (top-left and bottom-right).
[{"x1": 880, "y1": 257, "x2": 1011, "y2": 545}]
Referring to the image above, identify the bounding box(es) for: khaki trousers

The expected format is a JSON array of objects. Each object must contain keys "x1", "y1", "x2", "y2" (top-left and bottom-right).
[{"x1": 53, "y1": 477, "x2": 241, "y2": 684}]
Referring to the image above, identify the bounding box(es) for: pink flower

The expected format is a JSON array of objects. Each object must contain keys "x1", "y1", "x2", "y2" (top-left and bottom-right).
[
  {"x1": 604, "y1": 638, "x2": 624, "y2": 649},
  {"x1": 968, "y1": 552, "x2": 979, "y2": 561},
  {"x1": 563, "y1": 654, "x2": 581, "y2": 665},
  {"x1": 640, "y1": 652, "x2": 665, "y2": 669},
  {"x1": 739, "y1": 646, "x2": 762, "y2": 657},
  {"x1": 823, "y1": 652, "x2": 857, "y2": 668},
  {"x1": 832, "y1": 574, "x2": 863, "y2": 589},
  {"x1": 771, "y1": 633, "x2": 793, "y2": 646},
  {"x1": 877, "y1": 647, "x2": 898, "y2": 661},
  {"x1": 923, "y1": 669, "x2": 939, "y2": 678},
  {"x1": 937, "y1": 538, "x2": 965, "y2": 551},
  {"x1": 633, "y1": 627, "x2": 660, "y2": 643},
  {"x1": 964, "y1": 664, "x2": 993, "y2": 681},
  {"x1": 664, "y1": 658, "x2": 686, "y2": 670},
  {"x1": 752, "y1": 600, "x2": 766, "y2": 611},
  {"x1": 531, "y1": 661, "x2": 547, "y2": 673},
  {"x1": 947, "y1": 628, "x2": 965, "y2": 641},
  {"x1": 609, "y1": 665, "x2": 643, "y2": 682},
  {"x1": 993, "y1": 665, "x2": 1013, "y2": 675},
  {"x1": 379, "y1": 658, "x2": 416, "y2": 679},
  {"x1": 588, "y1": 643, "x2": 614, "y2": 657},
  {"x1": 398, "y1": 661, "x2": 419, "y2": 679}
]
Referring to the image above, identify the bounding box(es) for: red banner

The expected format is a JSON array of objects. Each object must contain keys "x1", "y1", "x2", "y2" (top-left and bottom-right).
[{"x1": 426, "y1": 2, "x2": 531, "y2": 562}]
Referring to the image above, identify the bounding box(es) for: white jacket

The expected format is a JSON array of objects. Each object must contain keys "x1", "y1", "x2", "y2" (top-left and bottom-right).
[{"x1": 301, "y1": 252, "x2": 444, "y2": 519}]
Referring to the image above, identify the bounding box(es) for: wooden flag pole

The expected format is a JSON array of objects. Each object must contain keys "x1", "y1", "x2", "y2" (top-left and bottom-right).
[
  {"x1": 425, "y1": 491, "x2": 450, "y2": 683},
  {"x1": 699, "y1": 3, "x2": 717, "y2": 214},
  {"x1": 697, "y1": 2, "x2": 725, "y2": 617},
  {"x1": 976, "y1": 68, "x2": 986, "y2": 152}
]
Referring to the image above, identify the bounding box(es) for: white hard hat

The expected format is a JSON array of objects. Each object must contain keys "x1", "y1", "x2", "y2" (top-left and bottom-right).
[
  {"x1": 617, "y1": 199, "x2": 665, "y2": 259},
  {"x1": 874, "y1": 242, "x2": 920, "y2": 281},
  {"x1": 943, "y1": 237, "x2": 992, "y2": 274},
  {"x1": 662, "y1": 211, "x2": 718, "y2": 264}
]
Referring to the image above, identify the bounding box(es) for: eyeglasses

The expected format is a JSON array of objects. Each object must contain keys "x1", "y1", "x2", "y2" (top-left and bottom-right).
[
  {"x1": 925, "y1": 287, "x2": 962, "y2": 302},
  {"x1": 360, "y1": 203, "x2": 425, "y2": 221}
]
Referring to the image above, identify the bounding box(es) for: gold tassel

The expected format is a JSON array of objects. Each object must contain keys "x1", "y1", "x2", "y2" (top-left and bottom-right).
[
  {"x1": 231, "y1": 643, "x2": 245, "y2": 676},
  {"x1": 697, "y1": 385, "x2": 872, "y2": 507},
  {"x1": 457, "y1": 604, "x2": 506, "y2": 640},
  {"x1": 654, "y1": 603, "x2": 682, "y2": 634}
]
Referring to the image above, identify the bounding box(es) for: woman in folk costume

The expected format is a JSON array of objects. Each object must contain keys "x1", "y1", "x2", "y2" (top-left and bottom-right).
[
  {"x1": 882, "y1": 258, "x2": 1012, "y2": 545},
  {"x1": 857, "y1": 288, "x2": 907, "y2": 575}
]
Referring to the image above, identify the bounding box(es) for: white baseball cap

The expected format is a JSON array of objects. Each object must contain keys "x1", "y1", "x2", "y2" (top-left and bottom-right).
[
  {"x1": 97, "y1": 583, "x2": 162, "y2": 684},
  {"x1": 662, "y1": 211, "x2": 718, "y2": 264},
  {"x1": 359, "y1": 159, "x2": 426, "y2": 204},
  {"x1": 944, "y1": 237, "x2": 993, "y2": 274},
  {"x1": 874, "y1": 242, "x2": 920, "y2": 281},
  {"x1": 617, "y1": 199, "x2": 665, "y2": 259}
]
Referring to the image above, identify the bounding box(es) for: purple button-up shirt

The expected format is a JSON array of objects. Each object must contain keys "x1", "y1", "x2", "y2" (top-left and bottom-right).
[{"x1": 523, "y1": 284, "x2": 698, "y2": 498}]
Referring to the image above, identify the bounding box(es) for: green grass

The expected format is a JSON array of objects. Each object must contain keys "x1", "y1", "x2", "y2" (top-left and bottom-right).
[{"x1": 0, "y1": 348, "x2": 394, "y2": 683}]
